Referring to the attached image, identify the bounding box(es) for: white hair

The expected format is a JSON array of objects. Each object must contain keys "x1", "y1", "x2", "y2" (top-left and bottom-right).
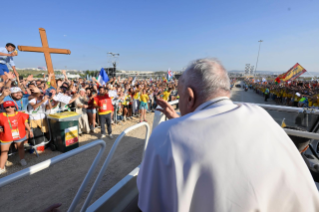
[{"x1": 182, "y1": 58, "x2": 230, "y2": 100}]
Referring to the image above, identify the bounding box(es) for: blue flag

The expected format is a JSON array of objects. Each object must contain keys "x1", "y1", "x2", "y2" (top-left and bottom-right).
[{"x1": 98, "y1": 68, "x2": 109, "y2": 86}]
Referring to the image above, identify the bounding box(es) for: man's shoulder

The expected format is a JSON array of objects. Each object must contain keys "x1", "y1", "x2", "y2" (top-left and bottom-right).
[{"x1": 3, "y1": 96, "x2": 13, "y2": 101}]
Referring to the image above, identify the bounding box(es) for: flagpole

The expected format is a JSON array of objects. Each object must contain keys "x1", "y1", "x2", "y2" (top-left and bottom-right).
[{"x1": 254, "y1": 40, "x2": 263, "y2": 78}]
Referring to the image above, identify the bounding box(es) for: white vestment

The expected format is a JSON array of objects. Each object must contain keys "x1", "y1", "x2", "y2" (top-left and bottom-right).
[{"x1": 137, "y1": 98, "x2": 319, "y2": 212}]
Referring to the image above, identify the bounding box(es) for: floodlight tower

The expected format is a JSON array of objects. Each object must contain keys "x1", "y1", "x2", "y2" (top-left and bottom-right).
[
  {"x1": 254, "y1": 40, "x2": 263, "y2": 77},
  {"x1": 107, "y1": 52, "x2": 120, "y2": 77}
]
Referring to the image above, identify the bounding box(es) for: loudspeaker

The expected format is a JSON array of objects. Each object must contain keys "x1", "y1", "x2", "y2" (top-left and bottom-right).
[{"x1": 104, "y1": 68, "x2": 116, "y2": 78}]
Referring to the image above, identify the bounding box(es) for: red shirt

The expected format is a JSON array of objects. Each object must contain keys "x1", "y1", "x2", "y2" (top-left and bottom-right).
[
  {"x1": 0, "y1": 112, "x2": 29, "y2": 143},
  {"x1": 93, "y1": 94, "x2": 113, "y2": 115},
  {"x1": 88, "y1": 97, "x2": 95, "y2": 109}
]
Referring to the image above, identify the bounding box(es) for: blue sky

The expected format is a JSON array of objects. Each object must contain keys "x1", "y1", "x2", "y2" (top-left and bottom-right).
[{"x1": 1, "y1": 0, "x2": 319, "y2": 72}]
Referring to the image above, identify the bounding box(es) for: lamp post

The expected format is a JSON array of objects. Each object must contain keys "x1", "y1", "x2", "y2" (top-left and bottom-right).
[
  {"x1": 254, "y1": 40, "x2": 263, "y2": 78},
  {"x1": 107, "y1": 52, "x2": 120, "y2": 77}
]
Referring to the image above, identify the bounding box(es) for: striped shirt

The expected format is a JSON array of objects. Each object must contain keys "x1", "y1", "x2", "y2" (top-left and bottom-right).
[{"x1": 0, "y1": 47, "x2": 15, "y2": 67}]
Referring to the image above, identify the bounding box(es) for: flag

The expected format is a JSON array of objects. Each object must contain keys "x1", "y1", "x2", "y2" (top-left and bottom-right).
[
  {"x1": 167, "y1": 68, "x2": 173, "y2": 80},
  {"x1": 132, "y1": 76, "x2": 136, "y2": 86},
  {"x1": 262, "y1": 77, "x2": 267, "y2": 82},
  {"x1": 86, "y1": 74, "x2": 89, "y2": 81},
  {"x1": 97, "y1": 68, "x2": 109, "y2": 86},
  {"x1": 277, "y1": 63, "x2": 307, "y2": 82},
  {"x1": 150, "y1": 77, "x2": 152, "y2": 82},
  {"x1": 281, "y1": 118, "x2": 287, "y2": 128}
]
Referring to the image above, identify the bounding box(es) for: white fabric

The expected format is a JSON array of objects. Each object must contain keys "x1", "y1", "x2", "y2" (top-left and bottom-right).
[
  {"x1": 137, "y1": 98, "x2": 319, "y2": 212},
  {"x1": 53, "y1": 93, "x2": 71, "y2": 105},
  {"x1": 28, "y1": 98, "x2": 48, "y2": 120},
  {"x1": 10, "y1": 87, "x2": 21, "y2": 93},
  {"x1": 46, "y1": 103, "x2": 60, "y2": 115},
  {"x1": 108, "y1": 90, "x2": 118, "y2": 98}
]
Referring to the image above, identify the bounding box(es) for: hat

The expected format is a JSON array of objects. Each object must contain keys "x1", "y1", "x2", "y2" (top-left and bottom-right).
[
  {"x1": 10, "y1": 87, "x2": 22, "y2": 93},
  {"x1": 3, "y1": 101, "x2": 15, "y2": 108},
  {"x1": 80, "y1": 88, "x2": 86, "y2": 92}
]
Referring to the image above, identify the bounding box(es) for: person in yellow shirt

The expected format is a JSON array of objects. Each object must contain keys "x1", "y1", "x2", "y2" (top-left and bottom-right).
[
  {"x1": 139, "y1": 89, "x2": 149, "y2": 122},
  {"x1": 162, "y1": 88, "x2": 172, "y2": 101}
]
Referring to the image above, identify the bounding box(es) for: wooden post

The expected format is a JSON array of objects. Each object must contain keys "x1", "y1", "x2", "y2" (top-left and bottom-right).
[{"x1": 18, "y1": 28, "x2": 71, "y2": 88}]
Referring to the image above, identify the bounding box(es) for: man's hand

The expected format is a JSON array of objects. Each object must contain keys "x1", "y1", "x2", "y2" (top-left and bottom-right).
[
  {"x1": 43, "y1": 95, "x2": 49, "y2": 102},
  {"x1": 31, "y1": 86, "x2": 41, "y2": 94},
  {"x1": 27, "y1": 75, "x2": 33, "y2": 82},
  {"x1": 156, "y1": 98, "x2": 180, "y2": 119},
  {"x1": 5, "y1": 72, "x2": 15, "y2": 80},
  {"x1": 29, "y1": 131, "x2": 34, "y2": 138},
  {"x1": 62, "y1": 70, "x2": 66, "y2": 75},
  {"x1": 21, "y1": 80, "x2": 27, "y2": 87},
  {"x1": 2, "y1": 87, "x2": 10, "y2": 97},
  {"x1": 9, "y1": 52, "x2": 16, "y2": 57},
  {"x1": 57, "y1": 81, "x2": 62, "y2": 88}
]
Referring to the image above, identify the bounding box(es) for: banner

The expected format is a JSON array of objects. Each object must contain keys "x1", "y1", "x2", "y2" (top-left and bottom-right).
[
  {"x1": 65, "y1": 126, "x2": 78, "y2": 147},
  {"x1": 276, "y1": 63, "x2": 307, "y2": 83}
]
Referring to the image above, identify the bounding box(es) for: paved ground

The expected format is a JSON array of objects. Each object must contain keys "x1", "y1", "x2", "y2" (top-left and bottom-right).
[{"x1": 0, "y1": 113, "x2": 154, "y2": 212}]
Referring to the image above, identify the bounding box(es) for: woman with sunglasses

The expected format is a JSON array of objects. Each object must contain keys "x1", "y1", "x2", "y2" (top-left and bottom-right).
[{"x1": 0, "y1": 101, "x2": 33, "y2": 174}]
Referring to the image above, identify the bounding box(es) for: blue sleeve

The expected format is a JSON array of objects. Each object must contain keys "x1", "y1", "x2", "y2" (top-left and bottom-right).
[{"x1": 3, "y1": 96, "x2": 13, "y2": 102}]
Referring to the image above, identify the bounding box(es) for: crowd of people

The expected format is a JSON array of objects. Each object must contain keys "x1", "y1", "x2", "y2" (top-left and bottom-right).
[
  {"x1": 0, "y1": 43, "x2": 179, "y2": 174},
  {"x1": 246, "y1": 80, "x2": 319, "y2": 108}
]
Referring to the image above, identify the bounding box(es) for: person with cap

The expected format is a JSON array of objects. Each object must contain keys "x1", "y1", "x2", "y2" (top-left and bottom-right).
[
  {"x1": 0, "y1": 100, "x2": 33, "y2": 174},
  {"x1": 0, "y1": 87, "x2": 30, "y2": 112},
  {"x1": 75, "y1": 88, "x2": 90, "y2": 135}
]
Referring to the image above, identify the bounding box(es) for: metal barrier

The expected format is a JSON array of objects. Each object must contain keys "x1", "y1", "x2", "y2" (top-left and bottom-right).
[
  {"x1": 0, "y1": 140, "x2": 107, "y2": 212},
  {"x1": 234, "y1": 101, "x2": 319, "y2": 114},
  {"x1": 153, "y1": 99, "x2": 319, "y2": 141},
  {"x1": 81, "y1": 122, "x2": 150, "y2": 212}
]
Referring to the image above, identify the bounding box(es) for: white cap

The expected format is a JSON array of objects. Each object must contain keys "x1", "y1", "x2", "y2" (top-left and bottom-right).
[
  {"x1": 296, "y1": 92, "x2": 301, "y2": 97},
  {"x1": 10, "y1": 87, "x2": 22, "y2": 93}
]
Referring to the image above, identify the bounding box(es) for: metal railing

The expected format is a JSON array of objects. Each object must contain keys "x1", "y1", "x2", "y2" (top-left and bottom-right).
[
  {"x1": 81, "y1": 122, "x2": 150, "y2": 212},
  {"x1": 153, "y1": 99, "x2": 319, "y2": 141},
  {"x1": 86, "y1": 166, "x2": 140, "y2": 212},
  {"x1": 234, "y1": 101, "x2": 319, "y2": 114},
  {"x1": 0, "y1": 140, "x2": 107, "y2": 212}
]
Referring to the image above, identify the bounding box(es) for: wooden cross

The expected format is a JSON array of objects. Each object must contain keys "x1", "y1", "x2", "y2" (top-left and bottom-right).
[{"x1": 18, "y1": 28, "x2": 71, "y2": 88}]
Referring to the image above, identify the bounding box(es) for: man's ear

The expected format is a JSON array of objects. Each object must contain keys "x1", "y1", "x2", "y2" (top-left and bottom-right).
[{"x1": 186, "y1": 87, "x2": 196, "y2": 110}]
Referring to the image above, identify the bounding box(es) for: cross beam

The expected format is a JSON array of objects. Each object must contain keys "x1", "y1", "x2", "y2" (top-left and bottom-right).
[{"x1": 18, "y1": 28, "x2": 71, "y2": 88}]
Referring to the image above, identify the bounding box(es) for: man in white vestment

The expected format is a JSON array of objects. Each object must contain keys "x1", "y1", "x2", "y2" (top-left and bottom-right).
[{"x1": 137, "y1": 58, "x2": 319, "y2": 212}]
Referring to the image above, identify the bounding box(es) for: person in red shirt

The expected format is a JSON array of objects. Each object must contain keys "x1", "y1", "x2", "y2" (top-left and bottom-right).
[
  {"x1": 94, "y1": 86, "x2": 113, "y2": 139},
  {"x1": 0, "y1": 101, "x2": 33, "y2": 174}
]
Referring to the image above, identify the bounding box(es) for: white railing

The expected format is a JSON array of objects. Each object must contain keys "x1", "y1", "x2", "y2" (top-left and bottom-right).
[
  {"x1": 152, "y1": 100, "x2": 319, "y2": 141},
  {"x1": 81, "y1": 122, "x2": 150, "y2": 211},
  {"x1": 0, "y1": 140, "x2": 107, "y2": 212},
  {"x1": 0, "y1": 122, "x2": 150, "y2": 212},
  {"x1": 234, "y1": 101, "x2": 319, "y2": 115}
]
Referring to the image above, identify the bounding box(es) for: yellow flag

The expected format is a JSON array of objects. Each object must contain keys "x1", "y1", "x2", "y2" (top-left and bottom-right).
[{"x1": 281, "y1": 118, "x2": 286, "y2": 128}]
